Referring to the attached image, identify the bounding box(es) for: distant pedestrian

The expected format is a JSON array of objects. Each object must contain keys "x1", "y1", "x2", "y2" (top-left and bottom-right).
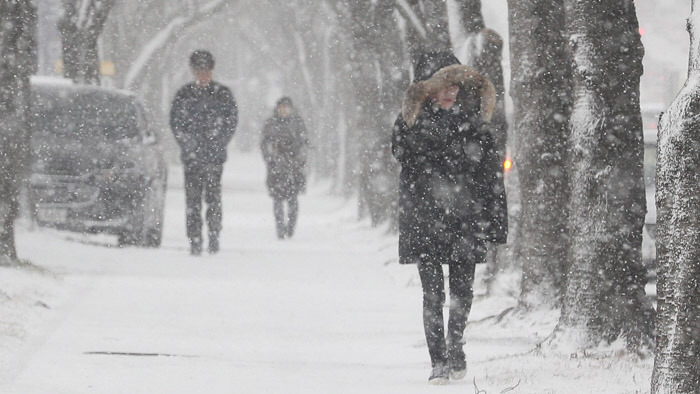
[
  {"x1": 391, "y1": 52, "x2": 508, "y2": 384},
  {"x1": 170, "y1": 50, "x2": 238, "y2": 255},
  {"x1": 260, "y1": 97, "x2": 309, "y2": 239}
]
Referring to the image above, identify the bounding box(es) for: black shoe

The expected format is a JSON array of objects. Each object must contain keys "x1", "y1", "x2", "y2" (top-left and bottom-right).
[
  {"x1": 208, "y1": 236, "x2": 219, "y2": 254},
  {"x1": 285, "y1": 225, "x2": 295, "y2": 239},
  {"x1": 190, "y1": 243, "x2": 202, "y2": 256},
  {"x1": 448, "y1": 345, "x2": 467, "y2": 380},
  {"x1": 428, "y1": 363, "x2": 449, "y2": 385}
]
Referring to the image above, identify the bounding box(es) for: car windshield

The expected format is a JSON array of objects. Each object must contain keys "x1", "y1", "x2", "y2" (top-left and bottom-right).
[{"x1": 32, "y1": 88, "x2": 139, "y2": 140}]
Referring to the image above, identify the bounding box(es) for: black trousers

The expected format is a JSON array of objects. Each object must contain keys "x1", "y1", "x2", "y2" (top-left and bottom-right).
[
  {"x1": 273, "y1": 195, "x2": 298, "y2": 238},
  {"x1": 184, "y1": 163, "x2": 223, "y2": 245},
  {"x1": 417, "y1": 241, "x2": 484, "y2": 367}
]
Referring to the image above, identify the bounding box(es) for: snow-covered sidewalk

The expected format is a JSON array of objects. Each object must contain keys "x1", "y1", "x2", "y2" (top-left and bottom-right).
[{"x1": 0, "y1": 153, "x2": 652, "y2": 393}]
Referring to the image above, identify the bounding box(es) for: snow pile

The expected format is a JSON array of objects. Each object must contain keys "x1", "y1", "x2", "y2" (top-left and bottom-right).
[{"x1": 0, "y1": 263, "x2": 65, "y2": 383}]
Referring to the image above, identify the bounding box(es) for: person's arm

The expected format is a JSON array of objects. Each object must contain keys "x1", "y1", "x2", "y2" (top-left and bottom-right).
[
  {"x1": 260, "y1": 120, "x2": 275, "y2": 164},
  {"x1": 297, "y1": 117, "x2": 309, "y2": 165},
  {"x1": 479, "y1": 126, "x2": 508, "y2": 244},
  {"x1": 392, "y1": 113, "x2": 430, "y2": 167},
  {"x1": 220, "y1": 87, "x2": 238, "y2": 146},
  {"x1": 169, "y1": 88, "x2": 188, "y2": 146}
]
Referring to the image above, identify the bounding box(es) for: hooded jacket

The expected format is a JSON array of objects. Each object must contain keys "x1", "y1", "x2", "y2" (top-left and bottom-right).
[
  {"x1": 261, "y1": 111, "x2": 309, "y2": 199},
  {"x1": 392, "y1": 62, "x2": 508, "y2": 265}
]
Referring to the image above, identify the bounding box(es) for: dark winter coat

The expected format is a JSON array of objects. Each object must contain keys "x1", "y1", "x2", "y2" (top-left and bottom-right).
[
  {"x1": 392, "y1": 64, "x2": 508, "y2": 265},
  {"x1": 261, "y1": 114, "x2": 309, "y2": 199},
  {"x1": 169, "y1": 81, "x2": 238, "y2": 166}
]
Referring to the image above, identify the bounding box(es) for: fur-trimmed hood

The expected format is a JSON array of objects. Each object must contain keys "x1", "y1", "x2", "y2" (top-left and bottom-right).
[{"x1": 402, "y1": 64, "x2": 496, "y2": 127}]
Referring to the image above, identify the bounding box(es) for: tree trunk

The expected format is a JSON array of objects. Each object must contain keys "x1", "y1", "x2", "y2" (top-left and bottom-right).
[
  {"x1": 421, "y1": 0, "x2": 451, "y2": 52},
  {"x1": 454, "y1": 0, "x2": 484, "y2": 34},
  {"x1": 0, "y1": 0, "x2": 37, "y2": 263},
  {"x1": 335, "y1": 0, "x2": 409, "y2": 225},
  {"x1": 508, "y1": 0, "x2": 572, "y2": 308},
  {"x1": 651, "y1": 3, "x2": 700, "y2": 392},
  {"x1": 59, "y1": 0, "x2": 115, "y2": 85},
  {"x1": 556, "y1": 0, "x2": 654, "y2": 350},
  {"x1": 398, "y1": 0, "x2": 451, "y2": 65}
]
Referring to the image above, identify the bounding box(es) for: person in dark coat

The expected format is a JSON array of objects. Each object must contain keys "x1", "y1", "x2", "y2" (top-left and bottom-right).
[
  {"x1": 391, "y1": 52, "x2": 508, "y2": 384},
  {"x1": 260, "y1": 97, "x2": 308, "y2": 239},
  {"x1": 170, "y1": 50, "x2": 238, "y2": 255}
]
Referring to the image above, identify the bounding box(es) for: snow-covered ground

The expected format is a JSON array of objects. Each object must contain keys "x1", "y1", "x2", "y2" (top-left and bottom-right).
[{"x1": 0, "y1": 153, "x2": 652, "y2": 393}]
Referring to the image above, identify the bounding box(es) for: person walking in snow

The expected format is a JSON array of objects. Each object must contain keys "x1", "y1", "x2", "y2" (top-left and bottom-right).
[
  {"x1": 260, "y1": 97, "x2": 309, "y2": 239},
  {"x1": 170, "y1": 50, "x2": 238, "y2": 255},
  {"x1": 391, "y1": 52, "x2": 508, "y2": 384}
]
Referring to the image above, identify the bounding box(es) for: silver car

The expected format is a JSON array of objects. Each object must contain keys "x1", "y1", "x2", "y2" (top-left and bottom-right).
[{"x1": 28, "y1": 77, "x2": 167, "y2": 247}]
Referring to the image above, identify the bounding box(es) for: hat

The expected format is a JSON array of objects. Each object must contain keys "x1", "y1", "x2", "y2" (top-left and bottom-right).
[
  {"x1": 413, "y1": 52, "x2": 461, "y2": 82},
  {"x1": 189, "y1": 50, "x2": 215, "y2": 70},
  {"x1": 276, "y1": 96, "x2": 293, "y2": 108}
]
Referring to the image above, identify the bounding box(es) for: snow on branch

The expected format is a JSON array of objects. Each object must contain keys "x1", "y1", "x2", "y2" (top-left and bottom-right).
[
  {"x1": 123, "y1": 0, "x2": 234, "y2": 90},
  {"x1": 395, "y1": 0, "x2": 427, "y2": 40}
]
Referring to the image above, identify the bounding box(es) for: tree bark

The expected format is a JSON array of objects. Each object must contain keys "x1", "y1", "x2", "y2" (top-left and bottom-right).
[
  {"x1": 59, "y1": 0, "x2": 115, "y2": 84},
  {"x1": 332, "y1": 0, "x2": 409, "y2": 225},
  {"x1": 454, "y1": 0, "x2": 484, "y2": 34},
  {"x1": 651, "y1": 2, "x2": 700, "y2": 392},
  {"x1": 421, "y1": 0, "x2": 451, "y2": 52},
  {"x1": 556, "y1": 0, "x2": 654, "y2": 350},
  {"x1": 0, "y1": 0, "x2": 37, "y2": 263},
  {"x1": 508, "y1": 0, "x2": 572, "y2": 308},
  {"x1": 398, "y1": 0, "x2": 451, "y2": 65}
]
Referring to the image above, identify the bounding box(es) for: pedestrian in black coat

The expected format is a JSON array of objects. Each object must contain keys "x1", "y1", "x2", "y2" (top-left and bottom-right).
[
  {"x1": 391, "y1": 52, "x2": 507, "y2": 384},
  {"x1": 261, "y1": 97, "x2": 308, "y2": 239},
  {"x1": 170, "y1": 50, "x2": 238, "y2": 255}
]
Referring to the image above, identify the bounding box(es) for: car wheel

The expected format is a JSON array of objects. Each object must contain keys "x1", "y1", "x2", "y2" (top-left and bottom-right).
[
  {"x1": 118, "y1": 230, "x2": 140, "y2": 247},
  {"x1": 142, "y1": 227, "x2": 162, "y2": 248}
]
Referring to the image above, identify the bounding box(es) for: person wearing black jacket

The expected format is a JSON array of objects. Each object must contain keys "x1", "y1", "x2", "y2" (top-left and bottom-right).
[
  {"x1": 170, "y1": 50, "x2": 238, "y2": 255},
  {"x1": 260, "y1": 97, "x2": 308, "y2": 239},
  {"x1": 392, "y1": 52, "x2": 507, "y2": 384}
]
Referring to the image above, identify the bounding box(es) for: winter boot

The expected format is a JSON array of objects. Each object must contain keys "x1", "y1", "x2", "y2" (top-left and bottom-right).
[
  {"x1": 208, "y1": 233, "x2": 219, "y2": 254},
  {"x1": 190, "y1": 243, "x2": 202, "y2": 256},
  {"x1": 447, "y1": 343, "x2": 467, "y2": 380},
  {"x1": 285, "y1": 224, "x2": 295, "y2": 239},
  {"x1": 428, "y1": 363, "x2": 450, "y2": 385}
]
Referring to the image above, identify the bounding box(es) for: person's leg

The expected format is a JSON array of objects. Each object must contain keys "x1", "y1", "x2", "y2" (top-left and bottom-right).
[
  {"x1": 184, "y1": 165, "x2": 204, "y2": 254},
  {"x1": 446, "y1": 260, "x2": 476, "y2": 373},
  {"x1": 446, "y1": 241, "x2": 483, "y2": 376},
  {"x1": 286, "y1": 194, "x2": 299, "y2": 237},
  {"x1": 204, "y1": 164, "x2": 223, "y2": 253},
  {"x1": 273, "y1": 198, "x2": 286, "y2": 239},
  {"x1": 417, "y1": 259, "x2": 448, "y2": 369}
]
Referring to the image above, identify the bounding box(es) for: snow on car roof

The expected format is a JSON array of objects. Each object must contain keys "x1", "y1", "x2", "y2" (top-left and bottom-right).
[
  {"x1": 30, "y1": 75, "x2": 74, "y2": 86},
  {"x1": 30, "y1": 75, "x2": 136, "y2": 98}
]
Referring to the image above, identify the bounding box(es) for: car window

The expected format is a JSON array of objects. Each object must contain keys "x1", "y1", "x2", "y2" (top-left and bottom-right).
[{"x1": 32, "y1": 89, "x2": 139, "y2": 141}]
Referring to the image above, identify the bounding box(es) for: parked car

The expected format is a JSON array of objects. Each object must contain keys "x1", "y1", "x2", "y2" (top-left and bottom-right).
[{"x1": 28, "y1": 77, "x2": 167, "y2": 247}]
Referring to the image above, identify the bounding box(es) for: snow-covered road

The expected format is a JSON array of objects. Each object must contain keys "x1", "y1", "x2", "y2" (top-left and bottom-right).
[{"x1": 0, "y1": 153, "x2": 653, "y2": 393}]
